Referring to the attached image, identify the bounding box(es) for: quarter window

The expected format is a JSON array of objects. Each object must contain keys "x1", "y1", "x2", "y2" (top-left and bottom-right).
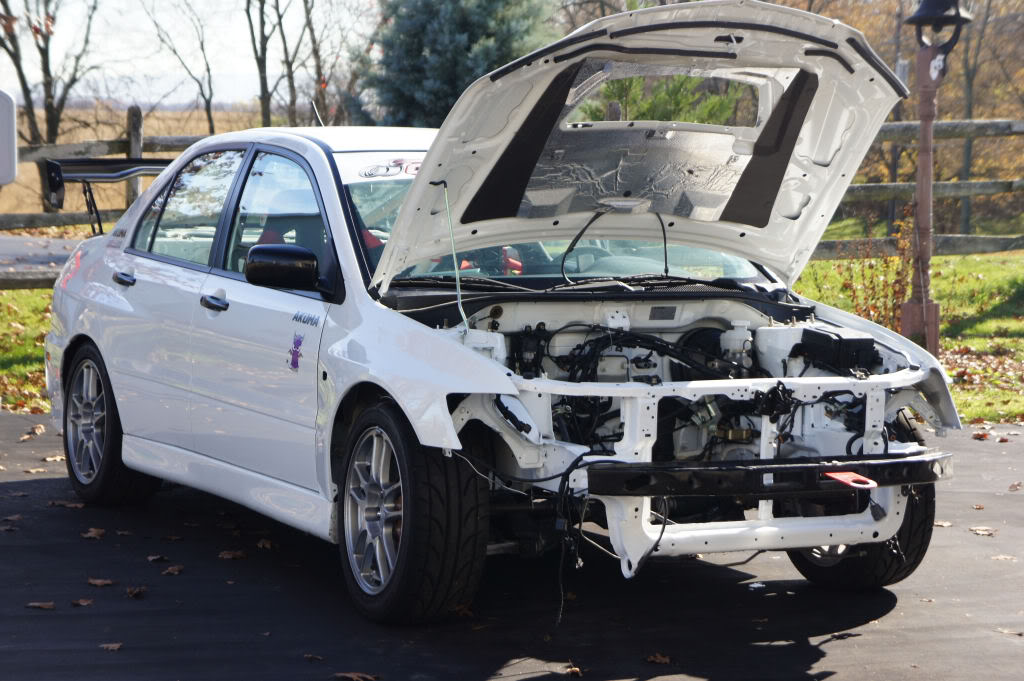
[
  {"x1": 224, "y1": 152, "x2": 331, "y2": 279},
  {"x1": 134, "y1": 150, "x2": 245, "y2": 266}
]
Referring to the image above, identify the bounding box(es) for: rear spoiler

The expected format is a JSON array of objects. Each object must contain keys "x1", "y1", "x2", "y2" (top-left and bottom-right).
[{"x1": 44, "y1": 158, "x2": 174, "y2": 234}]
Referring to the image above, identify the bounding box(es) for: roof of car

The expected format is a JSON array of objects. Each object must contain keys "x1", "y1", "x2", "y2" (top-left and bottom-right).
[{"x1": 271, "y1": 126, "x2": 437, "y2": 153}]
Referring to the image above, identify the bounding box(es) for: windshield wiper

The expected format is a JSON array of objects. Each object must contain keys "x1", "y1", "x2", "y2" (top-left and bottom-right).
[
  {"x1": 545, "y1": 277, "x2": 641, "y2": 292},
  {"x1": 616, "y1": 274, "x2": 743, "y2": 291},
  {"x1": 389, "y1": 275, "x2": 536, "y2": 292}
]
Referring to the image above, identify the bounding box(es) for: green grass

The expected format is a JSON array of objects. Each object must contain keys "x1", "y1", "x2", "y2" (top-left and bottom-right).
[
  {"x1": 822, "y1": 216, "x2": 1024, "y2": 241},
  {"x1": 0, "y1": 288, "x2": 52, "y2": 413}
]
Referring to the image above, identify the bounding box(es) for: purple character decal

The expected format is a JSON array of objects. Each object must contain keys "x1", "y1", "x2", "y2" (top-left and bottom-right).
[{"x1": 288, "y1": 333, "x2": 304, "y2": 371}]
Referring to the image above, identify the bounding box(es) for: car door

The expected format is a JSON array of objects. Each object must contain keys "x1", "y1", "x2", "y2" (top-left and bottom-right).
[
  {"x1": 105, "y1": 148, "x2": 247, "y2": 451},
  {"x1": 189, "y1": 148, "x2": 336, "y2": 490}
]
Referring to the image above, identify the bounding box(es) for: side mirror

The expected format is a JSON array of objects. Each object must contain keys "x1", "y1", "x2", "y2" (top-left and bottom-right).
[{"x1": 244, "y1": 244, "x2": 320, "y2": 291}]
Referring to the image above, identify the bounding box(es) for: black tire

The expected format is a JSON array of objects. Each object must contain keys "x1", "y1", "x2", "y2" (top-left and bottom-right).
[
  {"x1": 338, "y1": 402, "x2": 488, "y2": 623},
  {"x1": 787, "y1": 483, "x2": 935, "y2": 589},
  {"x1": 62, "y1": 343, "x2": 161, "y2": 505}
]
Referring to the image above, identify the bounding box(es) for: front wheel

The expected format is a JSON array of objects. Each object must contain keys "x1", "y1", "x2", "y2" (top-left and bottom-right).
[
  {"x1": 338, "y1": 402, "x2": 488, "y2": 623},
  {"x1": 787, "y1": 483, "x2": 936, "y2": 589}
]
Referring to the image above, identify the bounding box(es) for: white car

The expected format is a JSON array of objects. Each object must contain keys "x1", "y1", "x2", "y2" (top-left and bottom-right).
[{"x1": 47, "y1": 0, "x2": 956, "y2": 623}]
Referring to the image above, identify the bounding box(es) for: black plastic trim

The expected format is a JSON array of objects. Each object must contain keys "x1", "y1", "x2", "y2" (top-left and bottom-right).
[
  {"x1": 845, "y1": 37, "x2": 909, "y2": 98},
  {"x1": 608, "y1": 21, "x2": 839, "y2": 49},
  {"x1": 123, "y1": 247, "x2": 213, "y2": 274},
  {"x1": 552, "y1": 44, "x2": 736, "y2": 64},
  {"x1": 587, "y1": 451, "x2": 952, "y2": 497},
  {"x1": 489, "y1": 28, "x2": 608, "y2": 81},
  {"x1": 804, "y1": 48, "x2": 853, "y2": 74}
]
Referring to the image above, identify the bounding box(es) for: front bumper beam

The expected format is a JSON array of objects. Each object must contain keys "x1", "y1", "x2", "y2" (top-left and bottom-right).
[{"x1": 587, "y1": 450, "x2": 951, "y2": 497}]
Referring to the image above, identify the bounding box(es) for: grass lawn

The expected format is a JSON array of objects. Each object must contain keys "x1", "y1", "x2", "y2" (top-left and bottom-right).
[{"x1": 2, "y1": 251, "x2": 1022, "y2": 423}]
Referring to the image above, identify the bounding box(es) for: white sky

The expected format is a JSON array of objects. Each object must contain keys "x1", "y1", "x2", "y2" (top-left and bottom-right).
[{"x1": 1, "y1": 0, "x2": 332, "y2": 107}]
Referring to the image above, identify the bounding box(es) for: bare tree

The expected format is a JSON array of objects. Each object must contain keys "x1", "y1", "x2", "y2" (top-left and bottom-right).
[
  {"x1": 144, "y1": 1, "x2": 216, "y2": 134},
  {"x1": 957, "y1": 0, "x2": 994, "y2": 233},
  {"x1": 0, "y1": 0, "x2": 99, "y2": 145},
  {"x1": 302, "y1": 0, "x2": 327, "y2": 122},
  {"x1": 273, "y1": 0, "x2": 306, "y2": 126},
  {"x1": 245, "y1": 0, "x2": 280, "y2": 127}
]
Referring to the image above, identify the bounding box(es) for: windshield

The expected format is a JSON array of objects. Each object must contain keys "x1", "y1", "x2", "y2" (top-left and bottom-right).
[{"x1": 337, "y1": 152, "x2": 766, "y2": 287}]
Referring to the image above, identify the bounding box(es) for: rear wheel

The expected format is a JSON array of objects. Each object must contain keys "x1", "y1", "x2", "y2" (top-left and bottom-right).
[
  {"x1": 63, "y1": 343, "x2": 161, "y2": 505},
  {"x1": 338, "y1": 402, "x2": 488, "y2": 623}
]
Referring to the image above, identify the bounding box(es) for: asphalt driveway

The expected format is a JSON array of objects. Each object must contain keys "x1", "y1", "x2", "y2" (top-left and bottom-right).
[{"x1": 1, "y1": 410, "x2": 1021, "y2": 680}]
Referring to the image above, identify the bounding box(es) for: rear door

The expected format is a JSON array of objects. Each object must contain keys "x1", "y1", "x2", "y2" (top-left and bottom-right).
[
  {"x1": 105, "y1": 148, "x2": 247, "y2": 451},
  {"x1": 189, "y1": 148, "x2": 336, "y2": 490}
]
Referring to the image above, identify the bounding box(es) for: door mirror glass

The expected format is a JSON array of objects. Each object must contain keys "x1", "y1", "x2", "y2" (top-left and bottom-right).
[{"x1": 244, "y1": 244, "x2": 319, "y2": 291}]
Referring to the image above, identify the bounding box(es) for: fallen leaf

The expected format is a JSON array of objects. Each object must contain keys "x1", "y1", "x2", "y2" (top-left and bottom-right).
[
  {"x1": 971, "y1": 432, "x2": 989, "y2": 441},
  {"x1": 256, "y1": 538, "x2": 272, "y2": 550},
  {"x1": 646, "y1": 652, "x2": 671, "y2": 664},
  {"x1": 87, "y1": 578, "x2": 114, "y2": 587},
  {"x1": 99, "y1": 642, "x2": 123, "y2": 651},
  {"x1": 81, "y1": 527, "x2": 106, "y2": 540},
  {"x1": 125, "y1": 586, "x2": 147, "y2": 599},
  {"x1": 995, "y1": 628, "x2": 1023, "y2": 637},
  {"x1": 147, "y1": 554, "x2": 168, "y2": 563},
  {"x1": 998, "y1": 437, "x2": 1009, "y2": 443},
  {"x1": 1009, "y1": 481, "x2": 1022, "y2": 492},
  {"x1": 2, "y1": 514, "x2": 22, "y2": 522},
  {"x1": 48, "y1": 500, "x2": 84, "y2": 508},
  {"x1": 24, "y1": 468, "x2": 47, "y2": 474},
  {"x1": 162, "y1": 535, "x2": 183, "y2": 542},
  {"x1": 920, "y1": 598, "x2": 935, "y2": 603},
  {"x1": 332, "y1": 674, "x2": 378, "y2": 681},
  {"x1": 991, "y1": 555, "x2": 1017, "y2": 561},
  {"x1": 933, "y1": 520, "x2": 952, "y2": 528},
  {"x1": 25, "y1": 601, "x2": 55, "y2": 610},
  {"x1": 218, "y1": 550, "x2": 246, "y2": 560},
  {"x1": 31, "y1": 424, "x2": 45, "y2": 435},
  {"x1": 969, "y1": 526, "x2": 996, "y2": 537},
  {"x1": 566, "y1": 663, "x2": 583, "y2": 677},
  {"x1": 972, "y1": 504, "x2": 985, "y2": 510},
  {"x1": 303, "y1": 653, "x2": 324, "y2": 662},
  {"x1": 18, "y1": 434, "x2": 32, "y2": 442},
  {"x1": 115, "y1": 530, "x2": 132, "y2": 536},
  {"x1": 10, "y1": 492, "x2": 29, "y2": 497},
  {"x1": 70, "y1": 599, "x2": 93, "y2": 607},
  {"x1": 43, "y1": 455, "x2": 64, "y2": 462},
  {"x1": 1, "y1": 525, "x2": 17, "y2": 532},
  {"x1": 161, "y1": 565, "x2": 184, "y2": 576}
]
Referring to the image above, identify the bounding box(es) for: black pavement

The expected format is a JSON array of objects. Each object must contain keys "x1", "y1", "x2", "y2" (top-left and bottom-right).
[{"x1": 1, "y1": 410, "x2": 1021, "y2": 681}]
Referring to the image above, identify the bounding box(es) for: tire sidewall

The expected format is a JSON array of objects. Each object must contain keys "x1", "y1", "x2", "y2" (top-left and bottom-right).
[
  {"x1": 63, "y1": 344, "x2": 123, "y2": 501},
  {"x1": 338, "y1": 403, "x2": 421, "y2": 622}
]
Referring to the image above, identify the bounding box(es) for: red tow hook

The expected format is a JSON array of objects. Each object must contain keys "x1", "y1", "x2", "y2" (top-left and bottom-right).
[{"x1": 823, "y1": 471, "x2": 878, "y2": 489}]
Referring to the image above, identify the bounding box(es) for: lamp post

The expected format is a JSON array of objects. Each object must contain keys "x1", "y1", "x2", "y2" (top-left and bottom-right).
[{"x1": 900, "y1": 0, "x2": 972, "y2": 355}]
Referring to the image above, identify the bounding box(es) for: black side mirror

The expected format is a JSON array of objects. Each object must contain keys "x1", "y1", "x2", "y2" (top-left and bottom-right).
[{"x1": 244, "y1": 244, "x2": 319, "y2": 291}]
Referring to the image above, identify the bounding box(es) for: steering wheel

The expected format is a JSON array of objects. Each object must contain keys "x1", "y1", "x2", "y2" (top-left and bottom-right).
[{"x1": 563, "y1": 245, "x2": 614, "y2": 272}]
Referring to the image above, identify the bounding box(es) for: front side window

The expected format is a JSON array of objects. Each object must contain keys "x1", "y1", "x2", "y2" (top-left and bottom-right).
[
  {"x1": 224, "y1": 152, "x2": 331, "y2": 280},
  {"x1": 134, "y1": 150, "x2": 245, "y2": 266}
]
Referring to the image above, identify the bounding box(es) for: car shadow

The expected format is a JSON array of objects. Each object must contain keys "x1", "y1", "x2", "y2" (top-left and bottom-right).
[{"x1": 1, "y1": 477, "x2": 897, "y2": 681}]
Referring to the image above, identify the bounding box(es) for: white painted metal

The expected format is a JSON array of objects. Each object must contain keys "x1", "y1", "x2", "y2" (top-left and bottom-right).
[{"x1": 0, "y1": 89, "x2": 15, "y2": 186}]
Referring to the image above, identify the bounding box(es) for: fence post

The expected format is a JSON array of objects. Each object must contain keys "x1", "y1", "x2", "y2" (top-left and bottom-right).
[{"x1": 125, "y1": 105, "x2": 143, "y2": 207}]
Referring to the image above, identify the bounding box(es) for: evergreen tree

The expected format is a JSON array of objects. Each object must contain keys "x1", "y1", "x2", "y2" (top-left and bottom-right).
[{"x1": 369, "y1": 0, "x2": 544, "y2": 128}]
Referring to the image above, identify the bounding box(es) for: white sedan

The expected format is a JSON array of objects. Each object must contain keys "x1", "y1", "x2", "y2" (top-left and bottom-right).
[{"x1": 47, "y1": 0, "x2": 957, "y2": 623}]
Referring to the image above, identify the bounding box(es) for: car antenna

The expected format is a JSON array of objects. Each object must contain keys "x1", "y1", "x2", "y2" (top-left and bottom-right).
[
  {"x1": 429, "y1": 179, "x2": 470, "y2": 333},
  {"x1": 310, "y1": 99, "x2": 325, "y2": 127}
]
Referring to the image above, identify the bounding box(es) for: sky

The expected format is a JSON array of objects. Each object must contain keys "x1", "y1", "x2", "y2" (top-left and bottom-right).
[{"x1": 1, "y1": 0, "x2": 324, "y2": 108}]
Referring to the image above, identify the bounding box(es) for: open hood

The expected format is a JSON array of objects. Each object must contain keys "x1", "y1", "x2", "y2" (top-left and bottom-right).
[{"x1": 371, "y1": 0, "x2": 904, "y2": 293}]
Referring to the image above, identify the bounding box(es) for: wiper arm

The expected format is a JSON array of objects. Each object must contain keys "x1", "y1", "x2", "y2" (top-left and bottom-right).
[
  {"x1": 390, "y1": 275, "x2": 535, "y2": 292},
  {"x1": 546, "y1": 277, "x2": 641, "y2": 292},
  {"x1": 617, "y1": 274, "x2": 742, "y2": 291}
]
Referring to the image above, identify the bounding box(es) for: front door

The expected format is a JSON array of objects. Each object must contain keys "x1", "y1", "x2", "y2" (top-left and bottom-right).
[{"x1": 189, "y1": 149, "x2": 334, "y2": 490}]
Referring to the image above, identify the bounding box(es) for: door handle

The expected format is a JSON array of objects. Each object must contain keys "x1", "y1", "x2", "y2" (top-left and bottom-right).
[
  {"x1": 200, "y1": 294, "x2": 229, "y2": 311},
  {"x1": 112, "y1": 271, "x2": 136, "y2": 287}
]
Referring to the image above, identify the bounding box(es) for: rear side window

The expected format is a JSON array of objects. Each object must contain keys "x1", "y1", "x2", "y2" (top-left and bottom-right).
[{"x1": 133, "y1": 150, "x2": 245, "y2": 266}]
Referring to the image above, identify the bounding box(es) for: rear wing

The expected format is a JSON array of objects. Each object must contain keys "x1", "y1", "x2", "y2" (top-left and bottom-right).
[{"x1": 44, "y1": 157, "x2": 174, "y2": 234}]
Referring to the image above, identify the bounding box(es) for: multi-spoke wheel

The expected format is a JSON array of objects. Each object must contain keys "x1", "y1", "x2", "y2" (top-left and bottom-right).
[
  {"x1": 62, "y1": 343, "x2": 160, "y2": 505},
  {"x1": 337, "y1": 402, "x2": 489, "y2": 623}
]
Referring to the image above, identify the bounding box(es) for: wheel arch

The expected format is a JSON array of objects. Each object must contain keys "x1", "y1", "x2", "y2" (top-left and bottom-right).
[{"x1": 61, "y1": 333, "x2": 100, "y2": 391}]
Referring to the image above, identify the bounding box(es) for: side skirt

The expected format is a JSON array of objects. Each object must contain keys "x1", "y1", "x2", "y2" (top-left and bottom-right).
[{"x1": 122, "y1": 434, "x2": 337, "y2": 543}]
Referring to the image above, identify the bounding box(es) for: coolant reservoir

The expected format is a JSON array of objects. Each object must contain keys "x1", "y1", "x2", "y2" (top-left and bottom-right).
[{"x1": 721, "y1": 321, "x2": 753, "y2": 369}]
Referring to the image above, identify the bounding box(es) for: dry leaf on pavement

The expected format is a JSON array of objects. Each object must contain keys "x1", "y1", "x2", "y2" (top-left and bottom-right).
[
  {"x1": 933, "y1": 520, "x2": 952, "y2": 528},
  {"x1": 161, "y1": 565, "x2": 184, "y2": 576},
  {"x1": 998, "y1": 437, "x2": 1009, "y2": 443},
  {"x1": 115, "y1": 530, "x2": 132, "y2": 536},
  {"x1": 24, "y1": 468, "x2": 47, "y2": 474},
  {"x1": 971, "y1": 432, "x2": 989, "y2": 441},
  {"x1": 972, "y1": 504, "x2": 985, "y2": 510},
  {"x1": 48, "y1": 500, "x2": 84, "y2": 508},
  {"x1": 2, "y1": 514, "x2": 22, "y2": 522},
  {"x1": 31, "y1": 424, "x2": 44, "y2": 435},
  {"x1": 71, "y1": 599, "x2": 93, "y2": 607},
  {"x1": 43, "y1": 455, "x2": 64, "y2": 462},
  {"x1": 256, "y1": 538, "x2": 272, "y2": 550},
  {"x1": 1, "y1": 525, "x2": 17, "y2": 532},
  {"x1": 162, "y1": 535, "x2": 183, "y2": 542},
  {"x1": 218, "y1": 550, "x2": 246, "y2": 560},
  {"x1": 991, "y1": 555, "x2": 1017, "y2": 561},
  {"x1": 9, "y1": 492, "x2": 28, "y2": 497},
  {"x1": 99, "y1": 643, "x2": 123, "y2": 651},
  {"x1": 125, "y1": 586, "x2": 148, "y2": 599},
  {"x1": 81, "y1": 527, "x2": 106, "y2": 540},
  {"x1": 303, "y1": 653, "x2": 324, "y2": 662},
  {"x1": 1009, "y1": 481, "x2": 1022, "y2": 492},
  {"x1": 87, "y1": 578, "x2": 114, "y2": 587},
  {"x1": 147, "y1": 554, "x2": 168, "y2": 562},
  {"x1": 995, "y1": 628, "x2": 1023, "y2": 637},
  {"x1": 566, "y1": 663, "x2": 583, "y2": 677},
  {"x1": 25, "y1": 601, "x2": 55, "y2": 610},
  {"x1": 646, "y1": 652, "x2": 671, "y2": 664},
  {"x1": 969, "y1": 526, "x2": 996, "y2": 537}
]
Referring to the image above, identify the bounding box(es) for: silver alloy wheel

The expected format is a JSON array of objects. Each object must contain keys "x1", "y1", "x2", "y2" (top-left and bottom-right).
[
  {"x1": 66, "y1": 359, "x2": 107, "y2": 484},
  {"x1": 801, "y1": 544, "x2": 849, "y2": 567},
  {"x1": 343, "y1": 426, "x2": 404, "y2": 595}
]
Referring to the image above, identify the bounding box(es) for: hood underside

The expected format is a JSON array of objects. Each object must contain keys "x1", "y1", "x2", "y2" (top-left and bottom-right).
[{"x1": 371, "y1": 0, "x2": 903, "y2": 292}]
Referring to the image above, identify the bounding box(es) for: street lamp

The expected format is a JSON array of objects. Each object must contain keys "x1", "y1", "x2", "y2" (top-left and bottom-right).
[{"x1": 900, "y1": 0, "x2": 972, "y2": 355}]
